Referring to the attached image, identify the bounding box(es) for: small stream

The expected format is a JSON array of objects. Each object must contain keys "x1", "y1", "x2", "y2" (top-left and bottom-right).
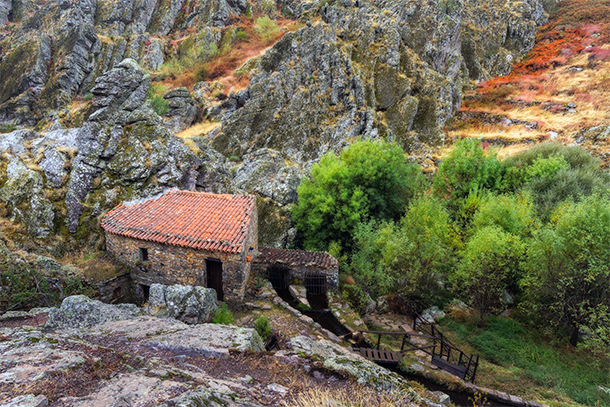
[
  {"x1": 274, "y1": 287, "x2": 351, "y2": 337},
  {"x1": 272, "y1": 284, "x2": 514, "y2": 407}
]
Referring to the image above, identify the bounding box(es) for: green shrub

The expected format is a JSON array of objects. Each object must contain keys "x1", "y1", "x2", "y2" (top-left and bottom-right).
[
  {"x1": 292, "y1": 140, "x2": 426, "y2": 253},
  {"x1": 523, "y1": 194, "x2": 610, "y2": 346},
  {"x1": 147, "y1": 84, "x2": 170, "y2": 116},
  {"x1": 253, "y1": 316, "x2": 271, "y2": 341},
  {"x1": 452, "y1": 226, "x2": 525, "y2": 319},
  {"x1": 341, "y1": 284, "x2": 371, "y2": 315},
  {"x1": 254, "y1": 16, "x2": 280, "y2": 43},
  {"x1": 501, "y1": 143, "x2": 609, "y2": 220},
  {"x1": 148, "y1": 95, "x2": 169, "y2": 116},
  {"x1": 471, "y1": 193, "x2": 539, "y2": 238},
  {"x1": 235, "y1": 29, "x2": 248, "y2": 42},
  {"x1": 524, "y1": 154, "x2": 569, "y2": 181},
  {"x1": 84, "y1": 92, "x2": 93, "y2": 101},
  {"x1": 212, "y1": 302, "x2": 235, "y2": 324},
  {"x1": 350, "y1": 197, "x2": 458, "y2": 311},
  {"x1": 433, "y1": 138, "x2": 506, "y2": 213},
  {"x1": 194, "y1": 63, "x2": 209, "y2": 83}
]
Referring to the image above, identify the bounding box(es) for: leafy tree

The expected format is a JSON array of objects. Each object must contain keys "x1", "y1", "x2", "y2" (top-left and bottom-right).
[
  {"x1": 522, "y1": 195, "x2": 610, "y2": 346},
  {"x1": 502, "y1": 143, "x2": 610, "y2": 220},
  {"x1": 452, "y1": 226, "x2": 525, "y2": 320},
  {"x1": 433, "y1": 138, "x2": 505, "y2": 212},
  {"x1": 472, "y1": 193, "x2": 539, "y2": 238},
  {"x1": 292, "y1": 140, "x2": 425, "y2": 251},
  {"x1": 350, "y1": 197, "x2": 459, "y2": 312},
  {"x1": 350, "y1": 220, "x2": 397, "y2": 299}
]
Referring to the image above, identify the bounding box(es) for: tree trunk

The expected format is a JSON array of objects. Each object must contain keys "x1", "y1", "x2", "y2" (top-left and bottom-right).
[{"x1": 570, "y1": 324, "x2": 579, "y2": 347}]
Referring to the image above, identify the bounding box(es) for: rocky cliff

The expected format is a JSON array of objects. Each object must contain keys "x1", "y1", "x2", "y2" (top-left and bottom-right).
[{"x1": 0, "y1": 0, "x2": 550, "y2": 248}]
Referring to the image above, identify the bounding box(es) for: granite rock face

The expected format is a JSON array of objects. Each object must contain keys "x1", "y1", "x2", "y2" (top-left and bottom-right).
[
  {"x1": 0, "y1": 0, "x2": 550, "y2": 243},
  {"x1": 213, "y1": 0, "x2": 548, "y2": 163}
]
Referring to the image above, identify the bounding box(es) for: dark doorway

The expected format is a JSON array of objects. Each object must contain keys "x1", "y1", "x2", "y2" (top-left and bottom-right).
[
  {"x1": 206, "y1": 259, "x2": 224, "y2": 301},
  {"x1": 141, "y1": 284, "x2": 150, "y2": 303},
  {"x1": 268, "y1": 265, "x2": 290, "y2": 289}
]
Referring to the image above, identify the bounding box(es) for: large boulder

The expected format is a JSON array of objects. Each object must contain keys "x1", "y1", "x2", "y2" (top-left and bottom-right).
[
  {"x1": 0, "y1": 155, "x2": 54, "y2": 238},
  {"x1": 230, "y1": 148, "x2": 304, "y2": 205},
  {"x1": 288, "y1": 336, "x2": 419, "y2": 396},
  {"x1": 147, "y1": 323, "x2": 265, "y2": 356},
  {"x1": 45, "y1": 295, "x2": 143, "y2": 329},
  {"x1": 87, "y1": 58, "x2": 152, "y2": 124},
  {"x1": 147, "y1": 283, "x2": 218, "y2": 324},
  {"x1": 163, "y1": 88, "x2": 197, "y2": 133}
]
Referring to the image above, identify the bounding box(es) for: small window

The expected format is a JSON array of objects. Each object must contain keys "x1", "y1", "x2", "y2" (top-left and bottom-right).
[{"x1": 140, "y1": 248, "x2": 149, "y2": 262}]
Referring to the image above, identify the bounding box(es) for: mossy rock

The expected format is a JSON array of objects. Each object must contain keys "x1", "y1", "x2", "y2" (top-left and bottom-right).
[
  {"x1": 256, "y1": 196, "x2": 293, "y2": 248},
  {"x1": 385, "y1": 95, "x2": 419, "y2": 138},
  {"x1": 374, "y1": 64, "x2": 411, "y2": 111},
  {"x1": 0, "y1": 39, "x2": 45, "y2": 104}
]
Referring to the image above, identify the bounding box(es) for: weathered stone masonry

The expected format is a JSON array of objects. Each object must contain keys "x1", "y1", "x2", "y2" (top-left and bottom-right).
[{"x1": 102, "y1": 191, "x2": 258, "y2": 301}]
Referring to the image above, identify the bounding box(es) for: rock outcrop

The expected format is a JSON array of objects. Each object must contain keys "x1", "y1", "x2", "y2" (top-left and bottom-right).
[
  {"x1": 0, "y1": 0, "x2": 551, "y2": 245},
  {"x1": 0, "y1": 59, "x2": 202, "y2": 237},
  {"x1": 45, "y1": 295, "x2": 143, "y2": 329},
  {"x1": 213, "y1": 0, "x2": 549, "y2": 163},
  {"x1": 147, "y1": 283, "x2": 218, "y2": 324},
  {"x1": 0, "y1": 296, "x2": 439, "y2": 406}
]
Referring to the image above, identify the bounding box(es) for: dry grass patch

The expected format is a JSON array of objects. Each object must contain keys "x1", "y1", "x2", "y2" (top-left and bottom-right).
[
  {"x1": 59, "y1": 251, "x2": 126, "y2": 283},
  {"x1": 176, "y1": 121, "x2": 221, "y2": 139},
  {"x1": 282, "y1": 386, "x2": 415, "y2": 407},
  {"x1": 451, "y1": 0, "x2": 610, "y2": 145}
]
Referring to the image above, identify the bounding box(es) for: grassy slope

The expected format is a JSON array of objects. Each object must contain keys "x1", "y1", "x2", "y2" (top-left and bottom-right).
[
  {"x1": 439, "y1": 315, "x2": 610, "y2": 407},
  {"x1": 447, "y1": 0, "x2": 610, "y2": 163}
]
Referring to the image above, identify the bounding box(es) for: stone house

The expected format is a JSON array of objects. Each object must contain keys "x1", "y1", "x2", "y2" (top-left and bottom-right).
[{"x1": 101, "y1": 190, "x2": 258, "y2": 302}]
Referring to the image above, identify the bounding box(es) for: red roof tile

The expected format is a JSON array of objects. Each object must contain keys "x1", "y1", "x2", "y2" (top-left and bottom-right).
[
  {"x1": 100, "y1": 190, "x2": 256, "y2": 254},
  {"x1": 255, "y1": 247, "x2": 338, "y2": 270}
]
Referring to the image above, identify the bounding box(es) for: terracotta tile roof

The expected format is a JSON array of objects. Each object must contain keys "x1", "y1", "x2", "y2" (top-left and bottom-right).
[
  {"x1": 100, "y1": 190, "x2": 256, "y2": 254},
  {"x1": 255, "y1": 247, "x2": 338, "y2": 270}
]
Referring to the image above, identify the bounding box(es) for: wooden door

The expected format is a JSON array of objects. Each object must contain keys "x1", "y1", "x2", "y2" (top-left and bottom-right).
[{"x1": 206, "y1": 259, "x2": 224, "y2": 301}]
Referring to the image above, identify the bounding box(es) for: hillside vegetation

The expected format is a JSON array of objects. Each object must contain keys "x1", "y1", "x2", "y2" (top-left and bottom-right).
[
  {"x1": 292, "y1": 139, "x2": 610, "y2": 406},
  {"x1": 448, "y1": 0, "x2": 610, "y2": 167}
]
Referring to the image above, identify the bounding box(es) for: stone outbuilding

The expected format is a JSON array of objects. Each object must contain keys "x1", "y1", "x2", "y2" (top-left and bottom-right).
[
  {"x1": 100, "y1": 190, "x2": 257, "y2": 302},
  {"x1": 253, "y1": 247, "x2": 339, "y2": 295}
]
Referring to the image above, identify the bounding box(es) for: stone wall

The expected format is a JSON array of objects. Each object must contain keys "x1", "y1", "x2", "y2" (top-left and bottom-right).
[
  {"x1": 95, "y1": 272, "x2": 132, "y2": 304},
  {"x1": 106, "y1": 218, "x2": 257, "y2": 300},
  {"x1": 251, "y1": 262, "x2": 339, "y2": 292}
]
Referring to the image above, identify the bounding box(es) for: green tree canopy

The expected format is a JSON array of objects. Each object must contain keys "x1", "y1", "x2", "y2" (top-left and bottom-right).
[
  {"x1": 452, "y1": 226, "x2": 525, "y2": 319},
  {"x1": 503, "y1": 143, "x2": 610, "y2": 220},
  {"x1": 523, "y1": 194, "x2": 610, "y2": 346},
  {"x1": 472, "y1": 193, "x2": 539, "y2": 238},
  {"x1": 433, "y1": 138, "x2": 505, "y2": 211},
  {"x1": 350, "y1": 197, "x2": 459, "y2": 312},
  {"x1": 292, "y1": 140, "x2": 425, "y2": 251}
]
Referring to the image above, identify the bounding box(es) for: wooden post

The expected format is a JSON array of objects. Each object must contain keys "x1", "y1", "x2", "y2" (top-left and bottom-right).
[
  {"x1": 377, "y1": 334, "x2": 381, "y2": 350},
  {"x1": 471, "y1": 354, "x2": 479, "y2": 383},
  {"x1": 465, "y1": 356, "x2": 472, "y2": 379},
  {"x1": 458, "y1": 351, "x2": 463, "y2": 367},
  {"x1": 401, "y1": 333, "x2": 407, "y2": 351}
]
